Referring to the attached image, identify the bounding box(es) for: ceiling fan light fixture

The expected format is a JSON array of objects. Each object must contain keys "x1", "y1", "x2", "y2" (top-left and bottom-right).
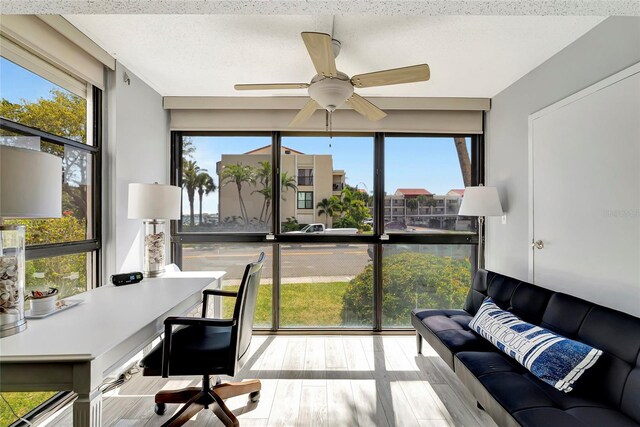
[{"x1": 307, "y1": 75, "x2": 354, "y2": 112}]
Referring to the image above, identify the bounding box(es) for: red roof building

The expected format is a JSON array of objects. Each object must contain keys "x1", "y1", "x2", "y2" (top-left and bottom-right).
[
  {"x1": 394, "y1": 188, "x2": 433, "y2": 198},
  {"x1": 447, "y1": 189, "x2": 465, "y2": 197}
]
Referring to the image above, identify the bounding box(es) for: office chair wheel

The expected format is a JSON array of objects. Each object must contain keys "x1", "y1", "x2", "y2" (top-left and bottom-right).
[
  {"x1": 154, "y1": 403, "x2": 167, "y2": 415},
  {"x1": 249, "y1": 391, "x2": 260, "y2": 403}
]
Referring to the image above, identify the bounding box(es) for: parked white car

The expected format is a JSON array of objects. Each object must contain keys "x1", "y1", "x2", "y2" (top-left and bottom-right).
[{"x1": 286, "y1": 223, "x2": 358, "y2": 234}]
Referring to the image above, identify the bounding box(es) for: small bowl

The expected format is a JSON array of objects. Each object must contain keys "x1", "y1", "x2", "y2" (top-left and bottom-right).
[{"x1": 30, "y1": 294, "x2": 57, "y2": 316}]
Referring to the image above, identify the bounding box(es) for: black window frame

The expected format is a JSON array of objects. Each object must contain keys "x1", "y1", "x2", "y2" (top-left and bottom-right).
[
  {"x1": 297, "y1": 191, "x2": 314, "y2": 209},
  {"x1": 297, "y1": 168, "x2": 313, "y2": 186},
  {"x1": 0, "y1": 85, "x2": 102, "y2": 287},
  {"x1": 0, "y1": 87, "x2": 102, "y2": 426},
  {"x1": 171, "y1": 130, "x2": 482, "y2": 332}
]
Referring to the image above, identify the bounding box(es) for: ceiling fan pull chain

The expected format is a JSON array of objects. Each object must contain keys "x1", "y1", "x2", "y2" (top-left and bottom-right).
[{"x1": 329, "y1": 111, "x2": 333, "y2": 144}]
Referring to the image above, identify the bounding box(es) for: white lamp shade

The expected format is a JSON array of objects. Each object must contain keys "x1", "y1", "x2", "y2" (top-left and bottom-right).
[
  {"x1": 458, "y1": 186, "x2": 503, "y2": 217},
  {"x1": 0, "y1": 145, "x2": 62, "y2": 218},
  {"x1": 128, "y1": 183, "x2": 181, "y2": 220}
]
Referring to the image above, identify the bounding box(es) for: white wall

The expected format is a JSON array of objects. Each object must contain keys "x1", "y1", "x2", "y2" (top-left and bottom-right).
[
  {"x1": 104, "y1": 62, "x2": 170, "y2": 279},
  {"x1": 485, "y1": 18, "x2": 640, "y2": 294}
]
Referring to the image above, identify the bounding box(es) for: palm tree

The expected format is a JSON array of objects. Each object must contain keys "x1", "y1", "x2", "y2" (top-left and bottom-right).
[
  {"x1": 196, "y1": 171, "x2": 216, "y2": 225},
  {"x1": 264, "y1": 171, "x2": 298, "y2": 225},
  {"x1": 220, "y1": 162, "x2": 255, "y2": 224},
  {"x1": 317, "y1": 196, "x2": 341, "y2": 226},
  {"x1": 454, "y1": 137, "x2": 472, "y2": 187},
  {"x1": 182, "y1": 160, "x2": 202, "y2": 226},
  {"x1": 252, "y1": 161, "x2": 272, "y2": 224},
  {"x1": 280, "y1": 171, "x2": 297, "y2": 200}
]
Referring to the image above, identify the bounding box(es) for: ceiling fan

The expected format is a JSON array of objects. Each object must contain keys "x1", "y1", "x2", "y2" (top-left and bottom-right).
[{"x1": 234, "y1": 32, "x2": 431, "y2": 127}]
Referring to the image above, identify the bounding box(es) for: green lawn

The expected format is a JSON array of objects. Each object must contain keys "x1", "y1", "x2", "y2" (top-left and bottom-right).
[
  {"x1": 222, "y1": 282, "x2": 349, "y2": 327},
  {"x1": 0, "y1": 392, "x2": 56, "y2": 426}
]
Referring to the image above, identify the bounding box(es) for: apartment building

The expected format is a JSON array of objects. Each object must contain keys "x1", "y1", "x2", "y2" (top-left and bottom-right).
[{"x1": 217, "y1": 145, "x2": 346, "y2": 225}]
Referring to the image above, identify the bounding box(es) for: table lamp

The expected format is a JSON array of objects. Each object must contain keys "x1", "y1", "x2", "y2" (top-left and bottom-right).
[
  {"x1": 458, "y1": 185, "x2": 503, "y2": 269},
  {"x1": 0, "y1": 145, "x2": 62, "y2": 338},
  {"x1": 128, "y1": 183, "x2": 181, "y2": 277}
]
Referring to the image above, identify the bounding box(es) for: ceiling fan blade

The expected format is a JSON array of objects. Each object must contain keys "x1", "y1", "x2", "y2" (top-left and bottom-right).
[
  {"x1": 345, "y1": 94, "x2": 387, "y2": 121},
  {"x1": 289, "y1": 98, "x2": 320, "y2": 127},
  {"x1": 235, "y1": 83, "x2": 309, "y2": 91},
  {"x1": 301, "y1": 32, "x2": 337, "y2": 78},
  {"x1": 351, "y1": 64, "x2": 430, "y2": 88}
]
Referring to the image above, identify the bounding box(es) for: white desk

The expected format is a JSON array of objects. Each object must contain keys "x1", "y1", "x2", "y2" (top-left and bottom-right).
[{"x1": 0, "y1": 271, "x2": 225, "y2": 427}]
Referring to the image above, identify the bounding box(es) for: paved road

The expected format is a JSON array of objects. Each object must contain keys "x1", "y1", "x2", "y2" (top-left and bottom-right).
[{"x1": 182, "y1": 244, "x2": 371, "y2": 280}]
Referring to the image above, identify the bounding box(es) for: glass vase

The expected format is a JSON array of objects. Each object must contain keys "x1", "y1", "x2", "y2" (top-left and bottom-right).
[
  {"x1": 0, "y1": 224, "x2": 27, "y2": 337},
  {"x1": 143, "y1": 220, "x2": 166, "y2": 277}
]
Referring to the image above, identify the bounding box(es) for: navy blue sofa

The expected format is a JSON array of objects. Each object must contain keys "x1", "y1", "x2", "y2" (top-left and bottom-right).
[{"x1": 412, "y1": 269, "x2": 640, "y2": 427}]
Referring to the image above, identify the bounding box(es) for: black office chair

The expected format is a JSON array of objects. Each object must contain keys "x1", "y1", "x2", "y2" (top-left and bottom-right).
[{"x1": 139, "y1": 253, "x2": 265, "y2": 427}]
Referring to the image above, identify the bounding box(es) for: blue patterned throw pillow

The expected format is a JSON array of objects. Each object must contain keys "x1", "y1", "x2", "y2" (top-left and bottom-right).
[{"x1": 469, "y1": 297, "x2": 602, "y2": 392}]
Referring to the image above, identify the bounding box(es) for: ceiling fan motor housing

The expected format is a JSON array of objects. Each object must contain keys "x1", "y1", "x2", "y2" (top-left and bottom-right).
[{"x1": 308, "y1": 72, "x2": 353, "y2": 112}]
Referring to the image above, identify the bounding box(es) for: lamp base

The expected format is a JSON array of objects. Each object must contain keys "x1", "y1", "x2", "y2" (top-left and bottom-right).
[
  {"x1": 144, "y1": 268, "x2": 165, "y2": 278},
  {"x1": 143, "y1": 220, "x2": 166, "y2": 278},
  {"x1": 0, "y1": 318, "x2": 27, "y2": 338},
  {"x1": 0, "y1": 225, "x2": 27, "y2": 339}
]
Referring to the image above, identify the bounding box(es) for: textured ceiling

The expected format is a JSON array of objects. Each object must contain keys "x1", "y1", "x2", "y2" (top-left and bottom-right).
[
  {"x1": 65, "y1": 15, "x2": 605, "y2": 97},
  {"x1": 5, "y1": 1, "x2": 640, "y2": 15}
]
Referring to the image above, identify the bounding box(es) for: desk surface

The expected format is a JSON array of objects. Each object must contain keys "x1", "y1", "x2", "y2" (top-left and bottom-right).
[{"x1": 0, "y1": 272, "x2": 225, "y2": 363}]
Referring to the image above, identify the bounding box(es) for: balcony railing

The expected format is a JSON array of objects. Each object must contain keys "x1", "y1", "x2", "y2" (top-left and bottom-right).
[{"x1": 332, "y1": 183, "x2": 344, "y2": 191}]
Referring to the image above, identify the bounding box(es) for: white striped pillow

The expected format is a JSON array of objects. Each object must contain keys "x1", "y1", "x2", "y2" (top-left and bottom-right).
[{"x1": 469, "y1": 297, "x2": 602, "y2": 392}]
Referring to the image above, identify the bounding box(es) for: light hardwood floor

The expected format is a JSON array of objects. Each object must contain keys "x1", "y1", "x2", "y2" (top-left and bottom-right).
[{"x1": 45, "y1": 336, "x2": 497, "y2": 427}]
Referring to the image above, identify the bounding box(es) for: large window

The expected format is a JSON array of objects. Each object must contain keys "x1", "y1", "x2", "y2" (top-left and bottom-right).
[
  {"x1": 178, "y1": 135, "x2": 272, "y2": 232},
  {"x1": 385, "y1": 136, "x2": 475, "y2": 234},
  {"x1": 0, "y1": 56, "x2": 101, "y2": 424},
  {"x1": 172, "y1": 132, "x2": 479, "y2": 331}
]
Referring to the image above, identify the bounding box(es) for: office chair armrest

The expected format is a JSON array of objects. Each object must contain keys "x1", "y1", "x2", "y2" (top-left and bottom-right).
[
  {"x1": 202, "y1": 289, "x2": 238, "y2": 317},
  {"x1": 161, "y1": 317, "x2": 237, "y2": 377}
]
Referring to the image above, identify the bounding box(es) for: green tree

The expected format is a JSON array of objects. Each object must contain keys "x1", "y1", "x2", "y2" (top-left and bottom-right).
[
  {"x1": 406, "y1": 198, "x2": 419, "y2": 212},
  {"x1": 195, "y1": 171, "x2": 216, "y2": 225},
  {"x1": 182, "y1": 160, "x2": 202, "y2": 226},
  {"x1": 221, "y1": 162, "x2": 256, "y2": 224},
  {"x1": 316, "y1": 196, "x2": 341, "y2": 227},
  {"x1": 253, "y1": 161, "x2": 272, "y2": 224},
  {"x1": 342, "y1": 252, "x2": 471, "y2": 326},
  {"x1": 334, "y1": 199, "x2": 370, "y2": 229},
  {"x1": 264, "y1": 171, "x2": 297, "y2": 225}
]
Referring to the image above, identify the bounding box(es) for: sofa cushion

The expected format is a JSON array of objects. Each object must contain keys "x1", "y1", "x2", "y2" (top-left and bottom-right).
[
  {"x1": 456, "y1": 351, "x2": 524, "y2": 376},
  {"x1": 521, "y1": 372, "x2": 609, "y2": 410},
  {"x1": 477, "y1": 372, "x2": 556, "y2": 412},
  {"x1": 509, "y1": 283, "x2": 551, "y2": 324},
  {"x1": 622, "y1": 363, "x2": 640, "y2": 424},
  {"x1": 470, "y1": 298, "x2": 603, "y2": 392},
  {"x1": 566, "y1": 407, "x2": 640, "y2": 427},
  {"x1": 577, "y1": 306, "x2": 640, "y2": 410},
  {"x1": 540, "y1": 293, "x2": 592, "y2": 338},
  {"x1": 512, "y1": 408, "x2": 595, "y2": 427},
  {"x1": 486, "y1": 272, "x2": 520, "y2": 309}
]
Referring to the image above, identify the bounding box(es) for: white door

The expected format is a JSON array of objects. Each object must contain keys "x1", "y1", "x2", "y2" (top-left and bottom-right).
[{"x1": 529, "y1": 65, "x2": 640, "y2": 316}]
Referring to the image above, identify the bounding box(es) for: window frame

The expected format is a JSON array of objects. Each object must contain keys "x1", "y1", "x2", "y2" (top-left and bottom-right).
[
  {"x1": 0, "y1": 85, "x2": 102, "y2": 289},
  {"x1": 297, "y1": 168, "x2": 313, "y2": 186},
  {"x1": 297, "y1": 191, "x2": 314, "y2": 210},
  {"x1": 171, "y1": 130, "x2": 482, "y2": 332}
]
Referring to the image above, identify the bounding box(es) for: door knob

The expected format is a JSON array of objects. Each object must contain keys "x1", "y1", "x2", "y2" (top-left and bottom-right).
[{"x1": 532, "y1": 240, "x2": 544, "y2": 249}]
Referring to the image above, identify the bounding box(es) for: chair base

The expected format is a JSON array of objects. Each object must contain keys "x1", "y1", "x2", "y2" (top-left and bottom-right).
[{"x1": 155, "y1": 377, "x2": 261, "y2": 427}]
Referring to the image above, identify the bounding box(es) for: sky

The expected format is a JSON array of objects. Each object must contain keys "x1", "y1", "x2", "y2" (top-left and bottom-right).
[
  {"x1": 186, "y1": 135, "x2": 469, "y2": 214},
  {"x1": 0, "y1": 57, "x2": 470, "y2": 217},
  {"x1": 0, "y1": 57, "x2": 60, "y2": 102}
]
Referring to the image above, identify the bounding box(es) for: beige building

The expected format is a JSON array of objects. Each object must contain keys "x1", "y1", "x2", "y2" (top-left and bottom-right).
[{"x1": 217, "y1": 145, "x2": 345, "y2": 226}]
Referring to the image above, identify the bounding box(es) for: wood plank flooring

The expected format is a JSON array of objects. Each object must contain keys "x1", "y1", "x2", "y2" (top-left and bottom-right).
[{"x1": 43, "y1": 336, "x2": 497, "y2": 427}]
